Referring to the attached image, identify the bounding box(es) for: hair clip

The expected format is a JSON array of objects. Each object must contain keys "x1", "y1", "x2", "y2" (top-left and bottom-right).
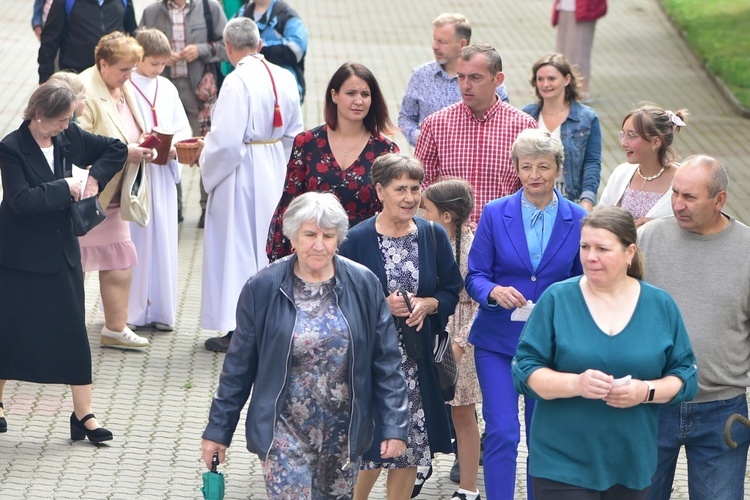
[{"x1": 666, "y1": 110, "x2": 686, "y2": 127}]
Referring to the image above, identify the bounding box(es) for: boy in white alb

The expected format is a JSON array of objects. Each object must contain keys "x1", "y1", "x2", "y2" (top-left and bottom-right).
[{"x1": 128, "y1": 29, "x2": 192, "y2": 331}]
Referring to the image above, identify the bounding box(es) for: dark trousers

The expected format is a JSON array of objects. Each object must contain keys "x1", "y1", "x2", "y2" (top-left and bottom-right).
[{"x1": 533, "y1": 477, "x2": 649, "y2": 500}]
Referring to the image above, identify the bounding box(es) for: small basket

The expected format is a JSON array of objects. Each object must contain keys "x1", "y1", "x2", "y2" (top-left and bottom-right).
[{"x1": 174, "y1": 137, "x2": 203, "y2": 166}]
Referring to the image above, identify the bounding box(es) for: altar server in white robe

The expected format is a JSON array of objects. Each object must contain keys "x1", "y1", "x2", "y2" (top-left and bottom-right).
[
  {"x1": 199, "y1": 17, "x2": 303, "y2": 351},
  {"x1": 127, "y1": 29, "x2": 192, "y2": 331}
]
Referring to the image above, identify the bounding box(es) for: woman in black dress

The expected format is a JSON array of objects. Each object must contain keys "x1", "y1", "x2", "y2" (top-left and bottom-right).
[{"x1": 0, "y1": 79, "x2": 127, "y2": 441}]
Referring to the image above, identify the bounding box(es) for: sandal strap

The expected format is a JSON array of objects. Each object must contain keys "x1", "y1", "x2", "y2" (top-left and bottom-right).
[{"x1": 0, "y1": 402, "x2": 4, "y2": 409}]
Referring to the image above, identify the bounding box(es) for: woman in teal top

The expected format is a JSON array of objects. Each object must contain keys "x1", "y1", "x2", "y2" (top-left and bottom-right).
[{"x1": 512, "y1": 206, "x2": 698, "y2": 499}]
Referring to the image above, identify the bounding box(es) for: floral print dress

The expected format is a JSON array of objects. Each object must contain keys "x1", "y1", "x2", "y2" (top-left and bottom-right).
[
  {"x1": 267, "y1": 124, "x2": 399, "y2": 261},
  {"x1": 361, "y1": 227, "x2": 432, "y2": 470},
  {"x1": 261, "y1": 276, "x2": 355, "y2": 499},
  {"x1": 447, "y1": 229, "x2": 482, "y2": 406}
]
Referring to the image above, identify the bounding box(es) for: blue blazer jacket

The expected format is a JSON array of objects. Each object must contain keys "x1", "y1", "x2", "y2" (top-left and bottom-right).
[{"x1": 466, "y1": 189, "x2": 586, "y2": 355}]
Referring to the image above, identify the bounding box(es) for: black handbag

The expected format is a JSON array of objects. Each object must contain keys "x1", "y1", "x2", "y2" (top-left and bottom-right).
[
  {"x1": 426, "y1": 220, "x2": 459, "y2": 400},
  {"x1": 397, "y1": 289, "x2": 422, "y2": 360},
  {"x1": 71, "y1": 196, "x2": 106, "y2": 236},
  {"x1": 434, "y1": 328, "x2": 459, "y2": 401}
]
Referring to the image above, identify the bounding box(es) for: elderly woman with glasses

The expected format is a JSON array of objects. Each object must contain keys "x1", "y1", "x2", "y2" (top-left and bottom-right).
[
  {"x1": 465, "y1": 128, "x2": 588, "y2": 499},
  {"x1": 202, "y1": 192, "x2": 408, "y2": 499},
  {"x1": 0, "y1": 80, "x2": 127, "y2": 442},
  {"x1": 338, "y1": 153, "x2": 462, "y2": 500}
]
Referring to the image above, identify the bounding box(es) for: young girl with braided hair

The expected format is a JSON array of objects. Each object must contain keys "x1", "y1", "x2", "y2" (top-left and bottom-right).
[{"x1": 422, "y1": 179, "x2": 482, "y2": 500}]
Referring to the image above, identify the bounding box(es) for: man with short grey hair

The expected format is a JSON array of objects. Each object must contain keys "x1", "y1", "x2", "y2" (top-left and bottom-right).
[
  {"x1": 200, "y1": 17, "x2": 303, "y2": 352},
  {"x1": 398, "y1": 13, "x2": 509, "y2": 147},
  {"x1": 638, "y1": 155, "x2": 750, "y2": 500}
]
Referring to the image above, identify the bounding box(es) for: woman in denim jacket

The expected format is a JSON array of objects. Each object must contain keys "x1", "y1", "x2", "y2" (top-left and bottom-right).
[{"x1": 523, "y1": 53, "x2": 602, "y2": 211}]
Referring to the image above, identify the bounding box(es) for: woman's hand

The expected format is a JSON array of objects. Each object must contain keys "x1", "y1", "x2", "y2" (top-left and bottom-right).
[
  {"x1": 82, "y1": 175, "x2": 99, "y2": 199},
  {"x1": 169, "y1": 146, "x2": 177, "y2": 161},
  {"x1": 180, "y1": 44, "x2": 200, "y2": 63},
  {"x1": 405, "y1": 296, "x2": 437, "y2": 331},
  {"x1": 380, "y1": 439, "x2": 406, "y2": 459},
  {"x1": 127, "y1": 144, "x2": 154, "y2": 164},
  {"x1": 490, "y1": 285, "x2": 527, "y2": 310},
  {"x1": 65, "y1": 178, "x2": 82, "y2": 201},
  {"x1": 580, "y1": 199, "x2": 594, "y2": 212},
  {"x1": 201, "y1": 439, "x2": 228, "y2": 470},
  {"x1": 604, "y1": 379, "x2": 648, "y2": 408},
  {"x1": 386, "y1": 290, "x2": 410, "y2": 318},
  {"x1": 577, "y1": 369, "x2": 613, "y2": 399}
]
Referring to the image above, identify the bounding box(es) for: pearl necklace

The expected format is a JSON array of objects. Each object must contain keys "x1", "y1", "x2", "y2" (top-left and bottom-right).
[{"x1": 636, "y1": 165, "x2": 666, "y2": 182}]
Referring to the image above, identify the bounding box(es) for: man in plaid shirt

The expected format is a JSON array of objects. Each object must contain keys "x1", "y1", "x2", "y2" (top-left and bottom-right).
[{"x1": 415, "y1": 44, "x2": 538, "y2": 224}]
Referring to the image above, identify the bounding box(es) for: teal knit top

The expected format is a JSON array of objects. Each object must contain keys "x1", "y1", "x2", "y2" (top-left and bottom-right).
[{"x1": 512, "y1": 276, "x2": 698, "y2": 491}]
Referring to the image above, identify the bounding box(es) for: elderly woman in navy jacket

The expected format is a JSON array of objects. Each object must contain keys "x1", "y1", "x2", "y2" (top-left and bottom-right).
[
  {"x1": 202, "y1": 192, "x2": 408, "y2": 499},
  {"x1": 466, "y1": 129, "x2": 587, "y2": 499},
  {"x1": 338, "y1": 153, "x2": 462, "y2": 499}
]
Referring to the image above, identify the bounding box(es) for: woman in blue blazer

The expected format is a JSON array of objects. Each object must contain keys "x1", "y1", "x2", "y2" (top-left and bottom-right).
[{"x1": 465, "y1": 129, "x2": 587, "y2": 499}]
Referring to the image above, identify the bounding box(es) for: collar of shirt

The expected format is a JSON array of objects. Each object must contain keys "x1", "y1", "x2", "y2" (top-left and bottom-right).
[
  {"x1": 459, "y1": 97, "x2": 502, "y2": 122},
  {"x1": 430, "y1": 61, "x2": 457, "y2": 82},
  {"x1": 521, "y1": 191, "x2": 559, "y2": 270},
  {"x1": 168, "y1": 0, "x2": 190, "y2": 11}
]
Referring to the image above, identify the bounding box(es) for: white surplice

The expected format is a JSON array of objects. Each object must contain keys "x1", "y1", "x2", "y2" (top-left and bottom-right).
[
  {"x1": 127, "y1": 72, "x2": 192, "y2": 327},
  {"x1": 199, "y1": 54, "x2": 303, "y2": 332}
]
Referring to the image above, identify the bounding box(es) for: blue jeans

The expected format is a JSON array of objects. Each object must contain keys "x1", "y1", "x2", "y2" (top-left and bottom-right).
[
  {"x1": 647, "y1": 394, "x2": 750, "y2": 500},
  {"x1": 475, "y1": 347, "x2": 535, "y2": 500}
]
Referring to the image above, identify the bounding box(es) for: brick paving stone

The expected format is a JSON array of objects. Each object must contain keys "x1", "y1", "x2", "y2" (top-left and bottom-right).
[{"x1": 1, "y1": 0, "x2": 750, "y2": 498}]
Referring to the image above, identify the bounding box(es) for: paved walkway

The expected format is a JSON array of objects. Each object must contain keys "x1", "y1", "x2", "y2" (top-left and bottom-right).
[{"x1": 1, "y1": 0, "x2": 749, "y2": 498}]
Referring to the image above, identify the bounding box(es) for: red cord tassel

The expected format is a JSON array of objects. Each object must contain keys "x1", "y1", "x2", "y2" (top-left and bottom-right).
[{"x1": 273, "y1": 105, "x2": 283, "y2": 127}]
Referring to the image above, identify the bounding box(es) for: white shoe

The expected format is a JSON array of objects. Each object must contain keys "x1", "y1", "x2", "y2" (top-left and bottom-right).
[{"x1": 101, "y1": 326, "x2": 150, "y2": 348}]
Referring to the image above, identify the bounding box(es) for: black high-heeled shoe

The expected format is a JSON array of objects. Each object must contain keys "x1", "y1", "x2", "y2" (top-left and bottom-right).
[
  {"x1": 0, "y1": 402, "x2": 7, "y2": 433},
  {"x1": 70, "y1": 412, "x2": 113, "y2": 443}
]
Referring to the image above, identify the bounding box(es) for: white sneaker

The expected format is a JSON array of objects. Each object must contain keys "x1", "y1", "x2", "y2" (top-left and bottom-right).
[{"x1": 101, "y1": 326, "x2": 150, "y2": 348}]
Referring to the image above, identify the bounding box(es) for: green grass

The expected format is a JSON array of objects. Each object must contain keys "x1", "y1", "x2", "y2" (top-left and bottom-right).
[{"x1": 661, "y1": 0, "x2": 750, "y2": 110}]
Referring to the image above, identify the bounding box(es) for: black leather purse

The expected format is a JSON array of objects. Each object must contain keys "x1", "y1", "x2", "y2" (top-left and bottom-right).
[
  {"x1": 71, "y1": 196, "x2": 106, "y2": 236},
  {"x1": 397, "y1": 289, "x2": 422, "y2": 360}
]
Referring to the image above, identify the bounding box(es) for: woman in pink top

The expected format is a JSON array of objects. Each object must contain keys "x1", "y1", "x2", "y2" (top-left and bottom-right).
[{"x1": 78, "y1": 32, "x2": 155, "y2": 348}]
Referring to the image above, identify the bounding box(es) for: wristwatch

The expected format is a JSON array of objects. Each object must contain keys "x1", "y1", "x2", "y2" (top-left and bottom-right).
[{"x1": 644, "y1": 381, "x2": 656, "y2": 403}]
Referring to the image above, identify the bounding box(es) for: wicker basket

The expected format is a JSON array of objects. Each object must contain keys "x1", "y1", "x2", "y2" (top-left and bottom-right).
[{"x1": 174, "y1": 137, "x2": 203, "y2": 166}]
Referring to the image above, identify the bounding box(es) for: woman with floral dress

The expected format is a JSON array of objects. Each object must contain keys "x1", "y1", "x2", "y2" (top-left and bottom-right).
[
  {"x1": 339, "y1": 153, "x2": 462, "y2": 500},
  {"x1": 423, "y1": 179, "x2": 482, "y2": 500},
  {"x1": 202, "y1": 192, "x2": 409, "y2": 499},
  {"x1": 267, "y1": 62, "x2": 399, "y2": 262}
]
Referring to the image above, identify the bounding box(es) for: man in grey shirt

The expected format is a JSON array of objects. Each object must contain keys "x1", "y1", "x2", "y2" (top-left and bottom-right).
[{"x1": 638, "y1": 155, "x2": 750, "y2": 500}]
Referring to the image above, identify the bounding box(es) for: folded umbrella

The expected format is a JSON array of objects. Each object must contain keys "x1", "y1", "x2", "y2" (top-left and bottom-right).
[{"x1": 202, "y1": 452, "x2": 225, "y2": 500}]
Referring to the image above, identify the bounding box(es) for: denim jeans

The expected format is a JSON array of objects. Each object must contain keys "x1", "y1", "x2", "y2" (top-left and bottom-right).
[{"x1": 647, "y1": 394, "x2": 750, "y2": 500}]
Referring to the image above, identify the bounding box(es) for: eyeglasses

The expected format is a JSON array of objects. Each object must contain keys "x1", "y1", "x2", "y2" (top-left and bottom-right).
[{"x1": 618, "y1": 131, "x2": 639, "y2": 143}]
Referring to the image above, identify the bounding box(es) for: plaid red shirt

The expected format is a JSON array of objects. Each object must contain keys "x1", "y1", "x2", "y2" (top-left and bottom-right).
[
  {"x1": 168, "y1": 0, "x2": 190, "y2": 78},
  {"x1": 415, "y1": 99, "x2": 538, "y2": 224}
]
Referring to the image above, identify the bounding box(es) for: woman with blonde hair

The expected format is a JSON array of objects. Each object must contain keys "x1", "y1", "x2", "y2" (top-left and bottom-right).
[{"x1": 78, "y1": 32, "x2": 155, "y2": 348}]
